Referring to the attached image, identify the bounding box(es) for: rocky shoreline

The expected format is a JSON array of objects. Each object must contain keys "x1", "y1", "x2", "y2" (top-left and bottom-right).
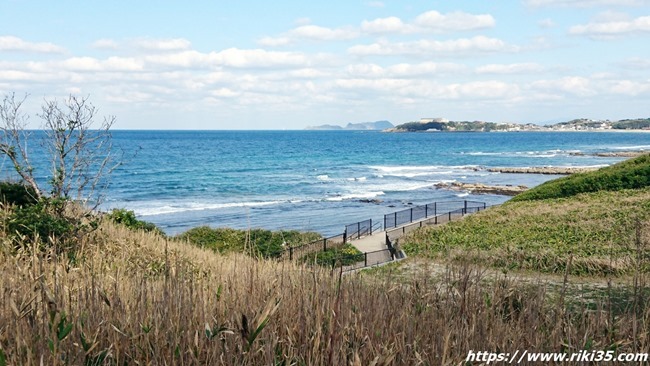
[
  {"x1": 487, "y1": 166, "x2": 599, "y2": 175},
  {"x1": 433, "y1": 182, "x2": 528, "y2": 196},
  {"x1": 570, "y1": 151, "x2": 647, "y2": 158}
]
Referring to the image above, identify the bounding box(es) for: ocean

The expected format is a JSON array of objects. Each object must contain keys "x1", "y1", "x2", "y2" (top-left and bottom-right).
[{"x1": 7, "y1": 130, "x2": 649, "y2": 236}]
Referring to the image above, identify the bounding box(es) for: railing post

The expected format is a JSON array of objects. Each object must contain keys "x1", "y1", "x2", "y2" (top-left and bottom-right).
[
  {"x1": 434, "y1": 202, "x2": 437, "y2": 216},
  {"x1": 384, "y1": 215, "x2": 387, "y2": 230},
  {"x1": 425, "y1": 204, "x2": 428, "y2": 218},
  {"x1": 369, "y1": 219, "x2": 372, "y2": 234},
  {"x1": 364, "y1": 252, "x2": 368, "y2": 267},
  {"x1": 394, "y1": 212, "x2": 397, "y2": 228},
  {"x1": 410, "y1": 208, "x2": 413, "y2": 223},
  {"x1": 464, "y1": 200, "x2": 468, "y2": 213},
  {"x1": 449, "y1": 211, "x2": 451, "y2": 221},
  {"x1": 289, "y1": 247, "x2": 293, "y2": 260},
  {"x1": 323, "y1": 238, "x2": 327, "y2": 251}
]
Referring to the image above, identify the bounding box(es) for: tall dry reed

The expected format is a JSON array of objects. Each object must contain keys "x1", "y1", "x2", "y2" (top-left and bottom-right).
[{"x1": 0, "y1": 220, "x2": 648, "y2": 365}]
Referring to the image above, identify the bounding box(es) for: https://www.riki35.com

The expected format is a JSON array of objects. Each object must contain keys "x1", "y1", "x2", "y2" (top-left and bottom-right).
[{"x1": 466, "y1": 349, "x2": 649, "y2": 364}]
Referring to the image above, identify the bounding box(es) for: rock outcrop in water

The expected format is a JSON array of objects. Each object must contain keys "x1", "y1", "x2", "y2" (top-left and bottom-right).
[{"x1": 433, "y1": 182, "x2": 528, "y2": 196}]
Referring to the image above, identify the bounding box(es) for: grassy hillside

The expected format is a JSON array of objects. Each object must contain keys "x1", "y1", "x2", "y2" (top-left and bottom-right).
[
  {"x1": 403, "y1": 188, "x2": 650, "y2": 276},
  {"x1": 403, "y1": 154, "x2": 650, "y2": 276},
  {"x1": 512, "y1": 153, "x2": 650, "y2": 201}
]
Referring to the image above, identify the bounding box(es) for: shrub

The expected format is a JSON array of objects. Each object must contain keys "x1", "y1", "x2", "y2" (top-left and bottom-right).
[
  {"x1": 0, "y1": 181, "x2": 38, "y2": 207},
  {"x1": 5, "y1": 199, "x2": 74, "y2": 249},
  {"x1": 176, "y1": 226, "x2": 321, "y2": 259},
  {"x1": 301, "y1": 244, "x2": 364, "y2": 267},
  {"x1": 106, "y1": 209, "x2": 163, "y2": 235}
]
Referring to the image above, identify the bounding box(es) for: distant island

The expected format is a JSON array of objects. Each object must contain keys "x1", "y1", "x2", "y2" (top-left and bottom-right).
[
  {"x1": 306, "y1": 120, "x2": 394, "y2": 131},
  {"x1": 387, "y1": 117, "x2": 650, "y2": 132}
]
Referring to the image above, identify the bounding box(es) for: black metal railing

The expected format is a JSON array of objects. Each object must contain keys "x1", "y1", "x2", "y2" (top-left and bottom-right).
[
  {"x1": 345, "y1": 219, "x2": 372, "y2": 241},
  {"x1": 282, "y1": 200, "x2": 488, "y2": 268},
  {"x1": 280, "y1": 233, "x2": 346, "y2": 260},
  {"x1": 383, "y1": 200, "x2": 486, "y2": 229}
]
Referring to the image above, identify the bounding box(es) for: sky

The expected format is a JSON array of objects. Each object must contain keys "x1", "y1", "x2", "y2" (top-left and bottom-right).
[{"x1": 1, "y1": 0, "x2": 649, "y2": 129}]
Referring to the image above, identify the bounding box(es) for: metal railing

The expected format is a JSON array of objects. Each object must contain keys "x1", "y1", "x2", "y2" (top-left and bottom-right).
[
  {"x1": 383, "y1": 200, "x2": 486, "y2": 230},
  {"x1": 345, "y1": 219, "x2": 372, "y2": 241},
  {"x1": 280, "y1": 233, "x2": 346, "y2": 260},
  {"x1": 282, "y1": 200, "x2": 488, "y2": 268}
]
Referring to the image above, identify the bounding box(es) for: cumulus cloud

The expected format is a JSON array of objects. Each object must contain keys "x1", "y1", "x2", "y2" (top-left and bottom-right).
[
  {"x1": 348, "y1": 36, "x2": 515, "y2": 56},
  {"x1": 476, "y1": 63, "x2": 545, "y2": 74},
  {"x1": 346, "y1": 62, "x2": 465, "y2": 78},
  {"x1": 0, "y1": 36, "x2": 65, "y2": 53},
  {"x1": 360, "y1": 11, "x2": 495, "y2": 35},
  {"x1": 92, "y1": 39, "x2": 119, "y2": 50},
  {"x1": 569, "y1": 15, "x2": 650, "y2": 38},
  {"x1": 413, "y1": 11, "x2": 496, "y2": 32},
  {"x1": 360, "y1": 17, "x2": 413, "y2": 34},
  {"x1": 260, "y1": 10, "x2": 496, "y2": 46}
]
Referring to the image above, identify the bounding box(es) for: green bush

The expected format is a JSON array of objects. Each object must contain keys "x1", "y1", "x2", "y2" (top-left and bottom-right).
[
  {"x1": 5, "y1": 200, "x2": 74, "y2": 249},
  {"x1": 106, "y1": 209, "x2": 163, "y2": 235},
  {"x1": 301, "y1": 244, "x2": 364, "y2": 267},
  {"x1": 512, "y1": 154, "x2": 650, "y2": 202},
  {"x1": 0, "y1": 181, "x2": 38, "y2": 207},
  {"x1": 176, "y1": 226, "x2": 321, "y2": 259}
]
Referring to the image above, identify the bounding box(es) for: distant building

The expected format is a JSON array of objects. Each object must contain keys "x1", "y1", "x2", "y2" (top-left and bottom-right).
[{"x1": 420, "y1": 117, "x2": 449, "y2": 123}]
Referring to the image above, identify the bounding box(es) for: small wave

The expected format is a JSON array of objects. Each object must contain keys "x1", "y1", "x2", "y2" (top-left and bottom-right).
[
  {"x1": 609, "y1": 145, "x2": 650, "y2": 150},
  {"x1": 135, "y1": 200, "x2": 285, "y2": 216},
  {"x1": 317, "y1": 175, "x2": 330, "y2": 181},
  {"x1": 346, "y1": 176, "x2": 367, "y2": 182},
  {"x1": 326, "y1": 191, "x2": 385, "y2": 202},
  {"x1": 455, "y1": 192, "x2": 470, "y2": 198}
]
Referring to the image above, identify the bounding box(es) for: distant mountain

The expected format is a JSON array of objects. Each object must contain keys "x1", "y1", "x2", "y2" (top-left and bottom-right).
[{"x1": 306, "y1": 120, "x2": 393, "y2": 131}]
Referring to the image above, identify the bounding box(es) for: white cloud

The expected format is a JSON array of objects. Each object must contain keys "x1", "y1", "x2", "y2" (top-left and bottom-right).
[
  {"x1": 348, "y1": 36, "x2": 515, "y2": 56},
  {"x1": 361, "y1": 17, "x2": 413, "y2": 34},
  {"x1": 569, "y1": 15, "x2": 650, "y2": 37},
  {"x1": 413, "y1": 11, "x2": 496, "y2": 32},
  {"x1": 346, "y1": 62, "x2": 465, "y2": 78},
  {"x1": 290, "y1": 25, "x2": 359, "y2": 41},
  {"x1": 92, "y1": 39, "x2": 119, "y2": 50},
  {"x1": 530, "y1": 76, "x2": 594, "y2": 96},
  {"x1": 260, "y1": 10, "x2": 496, "y2": 46},
  {"x1": 135, "y1": 38, "x2": 192, "y2": 51},
  {"x1": 525, "y1": 0, "x2": 649, "y2": 7},
  {"x1": 0, "y1": 36, "x2": 65, "y2": 53},
  {"x1": 476, "y1": 63, "x2": 545, "y2": 74}
]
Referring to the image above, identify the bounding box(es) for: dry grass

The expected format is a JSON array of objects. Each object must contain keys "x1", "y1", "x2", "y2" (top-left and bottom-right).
[{"x1": 1, "y1": 219, "x2": 650, "y2": 365}]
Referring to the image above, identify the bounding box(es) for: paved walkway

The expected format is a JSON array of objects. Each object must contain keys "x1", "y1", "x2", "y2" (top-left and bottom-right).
[{"x1": 348, "y1": 231, "x2": 387, "y2": 252}]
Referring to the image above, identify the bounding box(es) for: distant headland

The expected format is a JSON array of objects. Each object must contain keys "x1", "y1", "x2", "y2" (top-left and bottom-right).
[
  {"x1": 305, "y1": 120, "x2": 394, "y2": 131},
  {"x1": 385, "y1": 117, "x2": 650, "y2": 132}
]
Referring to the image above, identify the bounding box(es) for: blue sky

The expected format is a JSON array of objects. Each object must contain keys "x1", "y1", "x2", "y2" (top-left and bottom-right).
[{"x1": 1, "y1": 0, "x2": 649, "y2": 129}]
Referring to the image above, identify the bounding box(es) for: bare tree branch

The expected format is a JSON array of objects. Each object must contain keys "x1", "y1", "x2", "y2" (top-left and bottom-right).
[{"x1": 0, "y1": 93, "x2": 42, "y2": 198}]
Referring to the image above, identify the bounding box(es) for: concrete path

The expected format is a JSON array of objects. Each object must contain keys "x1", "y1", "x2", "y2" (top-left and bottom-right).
[{"x1": 348, "y1": 231, "x2": 387, "y2": 252}]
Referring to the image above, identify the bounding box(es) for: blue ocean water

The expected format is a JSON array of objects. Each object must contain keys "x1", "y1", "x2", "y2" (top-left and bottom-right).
[
  {"x1": 99, "y1": 130, "x2": 647, "y2": 236},
  {"x1": 3, "y1": 130, "x2": 648, "y2": 235}
]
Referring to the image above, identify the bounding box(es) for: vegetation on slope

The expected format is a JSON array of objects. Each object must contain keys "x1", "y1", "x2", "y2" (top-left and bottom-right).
[
  {"x1": 1, "y1": 216, "x2": 649, "y2": 364},
  {"x1": 512, "y1": 153, "x2": 650, "y2": 201},
  {"x1": 176, "y1": 226, "x2": 321, "y2": 258},
  {"x1": 393, "y1": 120, "x2": 511, "y2": 132}
]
